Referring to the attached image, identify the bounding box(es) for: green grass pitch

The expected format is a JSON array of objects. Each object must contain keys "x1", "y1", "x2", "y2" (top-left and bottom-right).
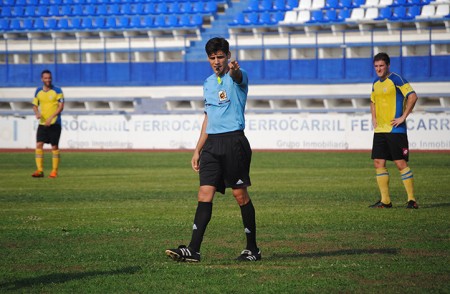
[{"x1": 0, "y1": 151, "x2": 449, "y2": 293}]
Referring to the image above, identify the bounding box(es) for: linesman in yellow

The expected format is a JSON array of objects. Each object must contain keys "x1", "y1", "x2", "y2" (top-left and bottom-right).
[
  {"x1": 369, "y1": 53, "x2": 418, "y2": 209},
  {"x1": 31, "y1": 69, "x2": 64, "y2": 178}
]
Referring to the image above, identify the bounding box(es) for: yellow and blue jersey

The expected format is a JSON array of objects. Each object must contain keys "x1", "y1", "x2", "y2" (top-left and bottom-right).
[
  {"x1": 370, "y1": 72, "x2": 415, "y2": 134},
  {"x1": 32, "y1": 85, "x2": 64, "y2": 125},
  {"x1": 203, "y1": 69, "x2": 249, "y2": 134}
]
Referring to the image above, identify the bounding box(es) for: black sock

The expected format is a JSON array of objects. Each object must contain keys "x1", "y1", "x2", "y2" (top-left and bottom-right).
[
  {"x1": 188, "y1": 202, "x2": 212, "y2": 253},
  {"x1": 240, "y1": 200, "x2": 258, "y2": 252}
]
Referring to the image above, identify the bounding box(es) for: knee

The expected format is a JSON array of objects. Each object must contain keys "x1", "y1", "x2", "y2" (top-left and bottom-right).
[{"x1": 233, "y1": 188, "x2": 250, "y2": 206}]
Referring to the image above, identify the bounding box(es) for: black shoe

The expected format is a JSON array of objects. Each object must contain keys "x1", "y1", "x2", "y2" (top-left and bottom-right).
[
  {"x1": 165, "y1": 245, "x2": 200, "y2": 262},
  {"x1": 406, "y1": 200, "x2": 419, "y2": 209},
  {"x1": 369, "y1": 201, "x2": 392, "y2": 208},
  {"x1": 236, "y1": 249, "x2": 261, "y2": 261}
]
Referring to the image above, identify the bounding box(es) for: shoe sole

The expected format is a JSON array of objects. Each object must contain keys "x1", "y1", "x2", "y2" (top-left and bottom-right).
[
  {"x1": 165, "y1": 250, "x2": 199, "y2": 263},
  {"x1": 32, "y1": 175, "x2": 44, "y2": 178}
]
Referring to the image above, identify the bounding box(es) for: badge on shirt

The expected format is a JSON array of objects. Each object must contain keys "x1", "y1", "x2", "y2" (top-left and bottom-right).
[{"x1": 218, "y1": 90, "x2": 227, "y2": 102}]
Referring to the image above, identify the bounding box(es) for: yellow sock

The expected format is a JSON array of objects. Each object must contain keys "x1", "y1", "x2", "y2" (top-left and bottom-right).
[
  {"x1": 52, "y1": 150, "x2": 60, "y2": 172},
  {"x1": 35, "y1": 149, "x2": 44, "y2": 171},
  {"x1": 376, "y1": 168, "x2": 390, "y2": 204},
  {"x1": 400, "y1": 167, "x2": 415, "y2": 202}
]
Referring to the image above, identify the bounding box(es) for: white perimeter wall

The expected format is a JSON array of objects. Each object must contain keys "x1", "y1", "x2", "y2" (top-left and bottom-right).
[{"x1": 1, "y1": 113, "x2": 449, "y2": 150}]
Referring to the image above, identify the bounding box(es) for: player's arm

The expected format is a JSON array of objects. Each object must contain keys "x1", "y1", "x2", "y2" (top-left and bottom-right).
[
  {"x1": 370, "y1": 101, "x2": 377, "y2": 129},
  {"x1": 33, "y1": 105, "x2": 41, "y2": 120},
  {"x1": 228, "y1": 60, "x2": 242, "y2": 84},
  {"x1": 391, "y1": 92, "x2": 418, "y2": 128},
  {"x1": 191, "y1": 113, "x2": 208, "y2": 172},
  {"x1": 45, "y1": 101, "x2": 64, "y2": 126}
]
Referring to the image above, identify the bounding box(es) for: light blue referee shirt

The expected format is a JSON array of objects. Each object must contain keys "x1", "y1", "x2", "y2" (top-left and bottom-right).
[{"x1": 203, "y1": 69, "x2": 249, "y2": 134}]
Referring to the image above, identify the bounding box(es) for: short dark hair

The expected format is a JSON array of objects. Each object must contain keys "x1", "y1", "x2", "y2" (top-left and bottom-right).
[
  {"x1": 373, "y1": 52, "x2": 390, "y2": 65},
  {"x1": 205, "y1": 37, "x2": 230, "y2": 56},
  {"x1": 41, "y1": 69, "x2": 52, "y2": 77}
]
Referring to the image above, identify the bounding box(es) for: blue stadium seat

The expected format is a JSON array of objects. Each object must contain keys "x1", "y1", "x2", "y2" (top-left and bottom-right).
[
  {"x1": 406, "y1": 0, "x2": 420, "y2": 5},
  {"x1": 260, "y1": 11, "x2": 275, "y2": 24},
  {"x1": 230, "y1": 12, "x2": 246, "y2": 25},
  {"x1": 106, "y1": 16, "x2": 117, "y2": 28},
  {"x1": 118, "y1": 16, "x2": 129, "y2": 28},
  {"x1": 93, "y1": 16, "x2": 105, "y2": 29},
  {"x1": 326, "y1": 0, "x2": 340, "y2": 9},
  {"x1": 0, "y1": 19, "x2": 9, "y2": 32},
  {"x1": 261, "y1": 0, "x2": 273, "y2": 11},
  {"x1": 274, "y1": 10, "x2": 285, "y2": 22},
  {"x1": 2, "y1": 0, "x2": 14, "y2": 6},
  {"x1": 11, "y1": 19, "x2": 22, "y2": 31},
  {"x1": 23, "y1": 18, "x2": 34, "y2": 30},
  {"x1": 389, "y1": 5, "x2": 406, "y2": 19},
  {"x1": 351, "y1": 0, "x2": 365, "y2": 7},
  {"x1": 34, "y1": 18, "x2": 45, "y2": 30},
  {"x1": 12, "y1": 6, "x2": 24, "y2": 17},
  {"x1": 69, "y1": 17, "x2": 81, "y2": 30},
  {"x1": 46, "y1": 18, "x2": 57, "y2": 30},
  {"x1": 60, "y1": 5, "x2": 70, "y2": 16},
  {"x1": 84, "y1": 5, "x2": 95, "y2": 15},
  {"x1": 1, "y1": 7, "x2": 12, "y2": 18},
  {"x1": 37, "y1": 6, "x2": 48, "y2": 16},
  {"x1": 308, "y1": 10, "x2": 324, "y2": 22},
  {"x1": 337, "y1": 8, "x2": 351, "y2": 20},
  {"x1": 48, "y1": 5, "x2": 60, "y2": 16},
  {"x1": 57, "y1": 18, "x2": 69, "y2": 30},
  {"x1": 392, "y1": 0, "x2": 406, "y2": 6},
  {"x1": 324, "y1": 9, "x2": 338, "y2": 21},
  {"x1": 40, "y1": 0, "x2": 50, "y2": 5},
  {"x1": 193, "y1": 1, "x2": 205, "y2": 13},
  {"x1": 97, "y1": 4, "x2": 107, "y2": 15},
  {"x1": 287, "y1": 0, "x2": 299, "y2": 9},
  {"x1": 157, "y1": 2, "x2": 168, "y2": 14},
  {"x1": 168, "y1": 15, "x2": 179, "y2": 27},
  {"x1": 72, "y1": 5, "x2": 83, "y2": 16},
  {"x1": 406, "y1": 5, "x2": 420, "y2": 18},
  {"x1": 120, "y1": 3, "x2": 131, "y2": 15},
  {"x1": 180, "y1": 14, "x2": 192, "y2": 27},
  {"x1": 248, "y1": 12, "x2": 259, "y2": 24},
  {"x1": 144, "y1": 3, "x2": 156, "y2": 14},
  {"x1": 51, "y1": 0, "x2": 62, "y2": 4},
  {"x1": 154, "y1": 14, "x2": 166, "y2": 27},
  {"x1": 25, "y1": 6, "x2": 36, "y2": 17},
  {"x1": 339, "y1": 0, "x2": 353, "y2": 8},
  {"x1": 27, "y1": 0, "x2": 38, "y2": 5},
  {"x1": 170, "y1": 2, "x2": 181, "y2": 14},
  {"x1": 247, "y1": 0, "x2": 260, "y2": 12},
  {"x1": 206, "y1": 1, "x2": 218, "y2": 13},
  {"x1": 142, "y1": 15, "x2": 153, "y2": 28},
  {"x1": 108, "y1": 4, "x2": 119, "y2": 15},
  {"x1": 274, "y1": 0, "x2": 288, "y2": 11},
  {"x1": 192, "y1": 14, "x2": 203, "y2": 26},
  {"x1": 132, "y1": 3, "x2": 144, "y2": 15},
  {"x1": 130, "y1": 15, "x2": 141, "y2": 28},
  {"x1": 72, "y1": 0, "x2": 84, "y2": 4},
  {"x1": 375, "y1": 6, "x2": 392, "y2": 19},
  {"x1": 181, "y1": 2, "x2": 193, "y2": 13},
  {"x1": 62, "y1": 0, "x2": 73, "y2": 4}
]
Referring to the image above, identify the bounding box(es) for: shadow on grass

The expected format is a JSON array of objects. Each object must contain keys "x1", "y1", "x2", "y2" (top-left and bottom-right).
[
  {"x1": 422, "y1": 202, "x2": 450, "y2": 208},
  {"x1": 270, "y1": 248, "x2": 399, "y2": 259},
  {"x1": 0, "y1": 266, "x2": 141, "y2": 291}
]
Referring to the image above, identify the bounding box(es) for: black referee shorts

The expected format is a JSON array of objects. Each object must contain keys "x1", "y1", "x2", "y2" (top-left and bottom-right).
[
  {"x1": 199, "y1": 130, "x2": 252, "y2": 194},
  {"x1": 36, "y1": 124, "x2": 62, "y2": 146},
  {"x1": 371, "y1": 133, "x2": 409, "y2": 162}
]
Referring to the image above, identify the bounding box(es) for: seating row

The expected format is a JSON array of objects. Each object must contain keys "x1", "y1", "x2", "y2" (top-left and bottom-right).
[
  {"x1": 244, "y1": 0, "x2": 300, "y2": 12},
  {"x1": 0, "y1": 14, "x2": 204, "y2": 31},
  {"x1": 291, "y1": 0, "x2": 436, "y2": 11},
  {"x1": 1, "y1": 0, "x2": 221, "y2": 5},
  {"x1": 0, "y1": 2, "x2": 218, "y2": 18}
]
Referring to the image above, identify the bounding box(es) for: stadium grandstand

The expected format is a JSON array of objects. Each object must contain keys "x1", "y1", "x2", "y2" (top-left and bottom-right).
[{"x1": 0, "y1": 0, "x2": 449, "y2": 149}]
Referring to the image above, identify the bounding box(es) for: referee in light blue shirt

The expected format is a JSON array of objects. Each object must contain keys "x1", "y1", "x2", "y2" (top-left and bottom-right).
[{"x1": 165, "y1": 37, "x2": 260, "y2": 263}]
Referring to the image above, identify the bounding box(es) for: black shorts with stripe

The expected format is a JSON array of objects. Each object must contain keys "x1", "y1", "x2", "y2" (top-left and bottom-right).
[
  {"x1": 371, "y1": 133, "x2": 409, "y2": 162},
  {"x1": 37, "y1": 124, "x2": 62, "y2": 146},
  {"x1": 199, "y1": 130, "x2": 252, "y2": 194}
]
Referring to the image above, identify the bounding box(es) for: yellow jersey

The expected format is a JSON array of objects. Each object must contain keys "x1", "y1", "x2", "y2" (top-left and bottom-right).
[
  {"x1": 370, "y1": 72, "x2": 415, "y2": 134},
  {"x1": 32, "y1": 86, "x2": 64, "y2": 125}
]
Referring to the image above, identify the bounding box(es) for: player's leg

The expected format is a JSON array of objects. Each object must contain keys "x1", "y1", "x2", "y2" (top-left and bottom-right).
[
  {"x1": 370, "y1": 133, "x2": 392, "y2": 208},
  {"x1": 32, "y1": 125, "x2": 46, "y2": 177},
  {"x1": 49, "y1": 124, "x2": 62, "y2": 178},
  {"x1": 389, "y1": 134, "x2": 418, "y2": 209}
]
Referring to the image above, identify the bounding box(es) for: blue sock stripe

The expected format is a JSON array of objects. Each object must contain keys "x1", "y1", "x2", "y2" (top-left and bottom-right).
[
  {"x1": 377, "y1": 173, "x2": 389, "y2": 177},
  {"x1": 402, "y1": 175, "x2": 414, "y2": 180},
  {"x1": 401, "y1": 170, "x2": 412, "y2": 176}
]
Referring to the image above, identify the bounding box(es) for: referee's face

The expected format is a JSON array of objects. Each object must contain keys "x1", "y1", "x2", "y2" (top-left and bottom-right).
[
  {"x1": 208, "y1": 50, "x2": 230, "y2": 77},
  {"x1": 374, "y1": 60, "x2": 390, "y2": 80}
]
